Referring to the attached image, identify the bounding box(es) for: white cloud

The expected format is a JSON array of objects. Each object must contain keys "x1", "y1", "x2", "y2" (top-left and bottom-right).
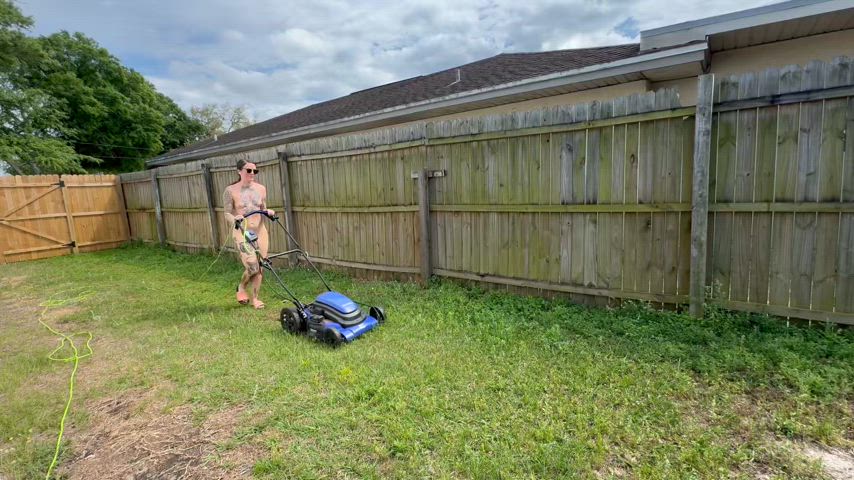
[
  {"x1": 270, "y1": 29, "x2": 334, "y2": 60},
  {"x1": 543, "y1": 31, "x2": 637, "y2": 51},
  {"x1": 21, "y1": 0, "x2": 775, "y2": 122}
]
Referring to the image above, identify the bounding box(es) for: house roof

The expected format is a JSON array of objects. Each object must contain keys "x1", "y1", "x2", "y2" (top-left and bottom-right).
[
  {"x1": 155, "y1": 44, "x2": 641, "y2": 162},
  {"x1": 147, "y1": 0, "x2": 853, "y2": 167},
  {"x1": 641, "y1": 0, "x2": 854, "y2": 51}
]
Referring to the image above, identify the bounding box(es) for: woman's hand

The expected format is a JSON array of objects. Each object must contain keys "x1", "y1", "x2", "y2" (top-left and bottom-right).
[{"x1": 266, "y1": 209, "x2": 276, "y2": 217}]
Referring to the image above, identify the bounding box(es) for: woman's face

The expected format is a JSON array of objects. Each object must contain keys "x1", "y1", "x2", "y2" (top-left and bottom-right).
[{"x1": 238, "y1": 162, "x2": 258, "y2": 184}]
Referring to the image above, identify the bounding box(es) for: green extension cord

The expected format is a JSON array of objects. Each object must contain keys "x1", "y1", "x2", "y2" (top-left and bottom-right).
[
  {"x1": 37, "y1": 291, "x2": 95, "y2": 480},
  {"x1": 201, "y1": 226, "x2": 249, "y2": 276}
]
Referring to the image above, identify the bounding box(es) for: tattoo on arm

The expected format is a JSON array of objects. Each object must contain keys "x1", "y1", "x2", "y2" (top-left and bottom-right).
[{"x1": 222, "y1": 189, "x2": 236, "y2": 224}]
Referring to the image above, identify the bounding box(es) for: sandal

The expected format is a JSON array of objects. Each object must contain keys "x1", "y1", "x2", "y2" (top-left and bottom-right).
[
  {"x1": 252, "y1": 299, "x2": 265, "y2": 310},
  {"x1": 236, "y1": 286, "x2": 249, "y2": 305}
]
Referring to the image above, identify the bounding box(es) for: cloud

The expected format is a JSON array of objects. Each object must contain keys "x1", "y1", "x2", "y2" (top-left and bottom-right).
[
  {"x1": 20, "y1": 0, "x2": 773, "y2": 122},
  {"x1": 270, "y1": 29, "x2": 335, "y2": 61}
]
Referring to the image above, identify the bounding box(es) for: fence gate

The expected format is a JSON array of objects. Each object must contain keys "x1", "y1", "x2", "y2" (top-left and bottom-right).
[
  {"x1": 0, "y1": 175, "x2": 73, "y2": 263},
  {"x1": 0, "y1": 174, "x2": 130, "y2": 263}
]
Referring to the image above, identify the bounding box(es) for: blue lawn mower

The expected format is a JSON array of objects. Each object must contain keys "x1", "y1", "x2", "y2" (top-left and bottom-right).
[{"x1": 235, "y1": 210, "x2": 385, "y2": 347}]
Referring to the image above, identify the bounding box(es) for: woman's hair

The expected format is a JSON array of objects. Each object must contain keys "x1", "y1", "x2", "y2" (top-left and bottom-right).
[{"x1": 230, "y1": 159, "x2": 248, "y2": 185}]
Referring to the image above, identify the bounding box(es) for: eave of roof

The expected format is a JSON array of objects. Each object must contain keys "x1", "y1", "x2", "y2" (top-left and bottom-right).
[{"x1": 640, "y1": 0, "x2": 854, "y2": 50}]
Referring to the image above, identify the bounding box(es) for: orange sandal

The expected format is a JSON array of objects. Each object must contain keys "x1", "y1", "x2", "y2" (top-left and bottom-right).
[{"x1": 236, "y1": 286, "x2": 249, "y2": 305}]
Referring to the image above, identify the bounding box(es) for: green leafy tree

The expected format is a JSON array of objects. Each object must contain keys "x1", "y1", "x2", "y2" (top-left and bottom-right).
[
  {"x1": 0, "y1": 0, "x2": 91, "y2": 174},
  {"x1": 190, "y1": 103, "x2": 255, "y2": 137},
  {"x1": 0, "y1": 0, "x2": 206, "y2": 174},
  {"x1": 29, "y1": 32, "x2": 207, "y2": 171},
  {"x1": 160, "y1": 96, "x2": 209, "y2": 152}
]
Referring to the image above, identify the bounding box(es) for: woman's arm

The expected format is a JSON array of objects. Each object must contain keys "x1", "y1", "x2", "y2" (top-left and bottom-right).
[
  {"x1": 260, "y1": 185, "x2": 275, "y2": 217},
  {"x1": 222, "y1": 188, "x2": 241, "y2": 225}
]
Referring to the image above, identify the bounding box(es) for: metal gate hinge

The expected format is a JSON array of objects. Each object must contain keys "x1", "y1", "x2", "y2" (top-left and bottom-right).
[{"x1": 410, "y1": 170, "x2": 447, "y2": 179}]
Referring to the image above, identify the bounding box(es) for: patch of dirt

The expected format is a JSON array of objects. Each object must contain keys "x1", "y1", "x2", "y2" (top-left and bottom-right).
[
  {"x1": 43, "y1": 305, "x2": 84, "y2": 322},
  {"x1": 201, "y1": 442, "x2": 270, "y2": 478},
  {"x1": 0, "y1": 294, "x2": 38, "y2": 326},
  {"x1": 0, "y1": 275, "x2": 27, "y2": 288},
  {"x1": 669, "y1": 386, "x2": 854, "y2": 480},
  {"x1": 0, "y1": 292, "x2": 83, "y2": 334},
  {"x1": 802, "y1": 444, "x2": 854, "y2": 480},
  {"x1": 59, "y1": 389, "x2": 268, "y2": 479},
  {"x1": 0, "y1": 286, "x2": 136, "y2": 391},
  {"x1": 0, "y1": 296, "x2": 78, "y2": 394}
]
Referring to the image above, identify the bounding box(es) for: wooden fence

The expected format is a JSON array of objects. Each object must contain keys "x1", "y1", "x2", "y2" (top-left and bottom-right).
[
  {"x1": 706, "y1": 60, "x2": 854, "y2": 323},
  {"x1": 0, "y1": 174, "x2": 129, "y2": 263},
  {"x1": 120, "y1": 57, "x2": 854, "y2": 325}
]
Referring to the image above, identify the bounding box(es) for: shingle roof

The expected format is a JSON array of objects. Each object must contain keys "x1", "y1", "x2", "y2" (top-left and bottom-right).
[{"x1": 155, "y1": 44, "x2": 642, "y2": 161}]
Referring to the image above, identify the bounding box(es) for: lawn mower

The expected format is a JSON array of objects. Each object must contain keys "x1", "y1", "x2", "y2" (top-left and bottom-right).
[{"x1": 234, "y1": 210, "x2": 385, "y2": 347}]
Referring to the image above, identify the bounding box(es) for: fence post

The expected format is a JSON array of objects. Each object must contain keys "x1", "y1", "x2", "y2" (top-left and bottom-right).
[
  {"x1": 58, "y1": 175, "x2": 79, "y2": 254},
  {"x1": 414, "y1": 169, "x2": 432, "y2": 283},
  {"x1": 116, "y1": 175, "x2": 133, "y2": 241},
  {"x1": 689, "y1": 74, "x2": 715, "y2": 317},
  {"x1": 115, "y1": 176, "x2": 131, "y2": 243},
  {"x1": 151, "y1": 168, "x2": 166, "y2": 246},
  {"x1": 200, "y1": 163, "x2": 219, "y2": 251},
  {"x1": 278, "y1": 151, "x2": 298, "y2": 266}
]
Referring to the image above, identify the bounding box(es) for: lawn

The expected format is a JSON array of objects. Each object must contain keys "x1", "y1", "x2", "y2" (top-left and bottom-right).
[{"x1": 0, "y1": 244, "x2": 852, "y2": 479}]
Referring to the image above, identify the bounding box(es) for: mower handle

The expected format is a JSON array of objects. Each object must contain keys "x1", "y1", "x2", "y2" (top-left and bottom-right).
[
  {"x1": 233, "y1": 208, "x2": 335, "y2": 295},
  {"x1": 234, "y1": 209, "x2": 279, "y2": 229}
]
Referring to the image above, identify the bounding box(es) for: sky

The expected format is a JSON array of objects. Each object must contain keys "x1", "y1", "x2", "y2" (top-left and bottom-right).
[{"x1": 17, "y1": 0, "x2": 775, "y2": 123}]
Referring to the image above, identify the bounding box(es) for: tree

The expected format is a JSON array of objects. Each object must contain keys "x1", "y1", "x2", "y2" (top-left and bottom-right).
[
  {"x1": 28, "y1": 31, "x2": 207, "y2": 172},
  {"x1": 190, "y1": 103, "x2": 255, "y2": 137},
  {"x1": 0, "y1": 81, "x2": 99, "y2": 174},
  {"x1": 0, "y1": 0, "x2": 37, "y2": 70},
  {"x1": 0, "y1": 0, "x2": 206, "y2": 174},
  {"x1": 159, "y1": 96, "x2": 209, "y2": 152},
  {"x1": 0, "y1": 0, "x2": 92, "y2": 174}
]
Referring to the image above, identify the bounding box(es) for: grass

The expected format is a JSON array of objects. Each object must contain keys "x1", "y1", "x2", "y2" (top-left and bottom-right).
[{"x1": 0, "y1": 244, "x2": 851, "y2": 479}]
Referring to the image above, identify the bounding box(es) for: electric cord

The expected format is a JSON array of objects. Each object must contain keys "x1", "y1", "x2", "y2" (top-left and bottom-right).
[{"x1": 37, "y1": 290, "x2": 96, "y2": 480}]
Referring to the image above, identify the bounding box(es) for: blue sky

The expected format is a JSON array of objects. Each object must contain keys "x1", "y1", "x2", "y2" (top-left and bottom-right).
[{"x1": 18, "y1": 0, "x2": 773, "y2": 122}]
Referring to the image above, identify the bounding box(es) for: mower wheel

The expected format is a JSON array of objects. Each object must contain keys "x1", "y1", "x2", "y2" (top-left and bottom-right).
[
  {"x1": 323, "y1": 328, "x2": 344, "y2": 348},
  {"x1": 280, "y1": 308, "x2": 305, "y2": 334},
  {"x1": 369, "y1": 306, "x2": 386, "y2": 325}
]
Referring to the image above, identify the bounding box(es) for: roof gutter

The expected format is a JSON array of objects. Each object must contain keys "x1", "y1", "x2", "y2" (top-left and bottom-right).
[
  {"x1": 641, "y1": 0, "x2": 854, "y2": 50},
  {"x1": 147, "y1": 42, "x2": 708, "y2": 167}
]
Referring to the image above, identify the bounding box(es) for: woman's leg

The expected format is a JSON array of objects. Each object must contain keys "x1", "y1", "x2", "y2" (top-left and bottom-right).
[
  {"x1": 233, "y1": 229, "x2": 255, "y2": 304},
  {"x1": 250, "y1": 226, "x2": 269, "y2": 309}
]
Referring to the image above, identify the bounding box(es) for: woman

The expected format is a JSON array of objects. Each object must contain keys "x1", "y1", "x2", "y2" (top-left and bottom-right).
[{"x1": 222, "y1": 159, "x2": 275, "y2": 309}]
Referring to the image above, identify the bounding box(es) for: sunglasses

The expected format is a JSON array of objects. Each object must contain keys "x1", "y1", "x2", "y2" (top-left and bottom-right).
[{"x1": 243, "y1": 168, "x2": 259, "y2": 174}]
